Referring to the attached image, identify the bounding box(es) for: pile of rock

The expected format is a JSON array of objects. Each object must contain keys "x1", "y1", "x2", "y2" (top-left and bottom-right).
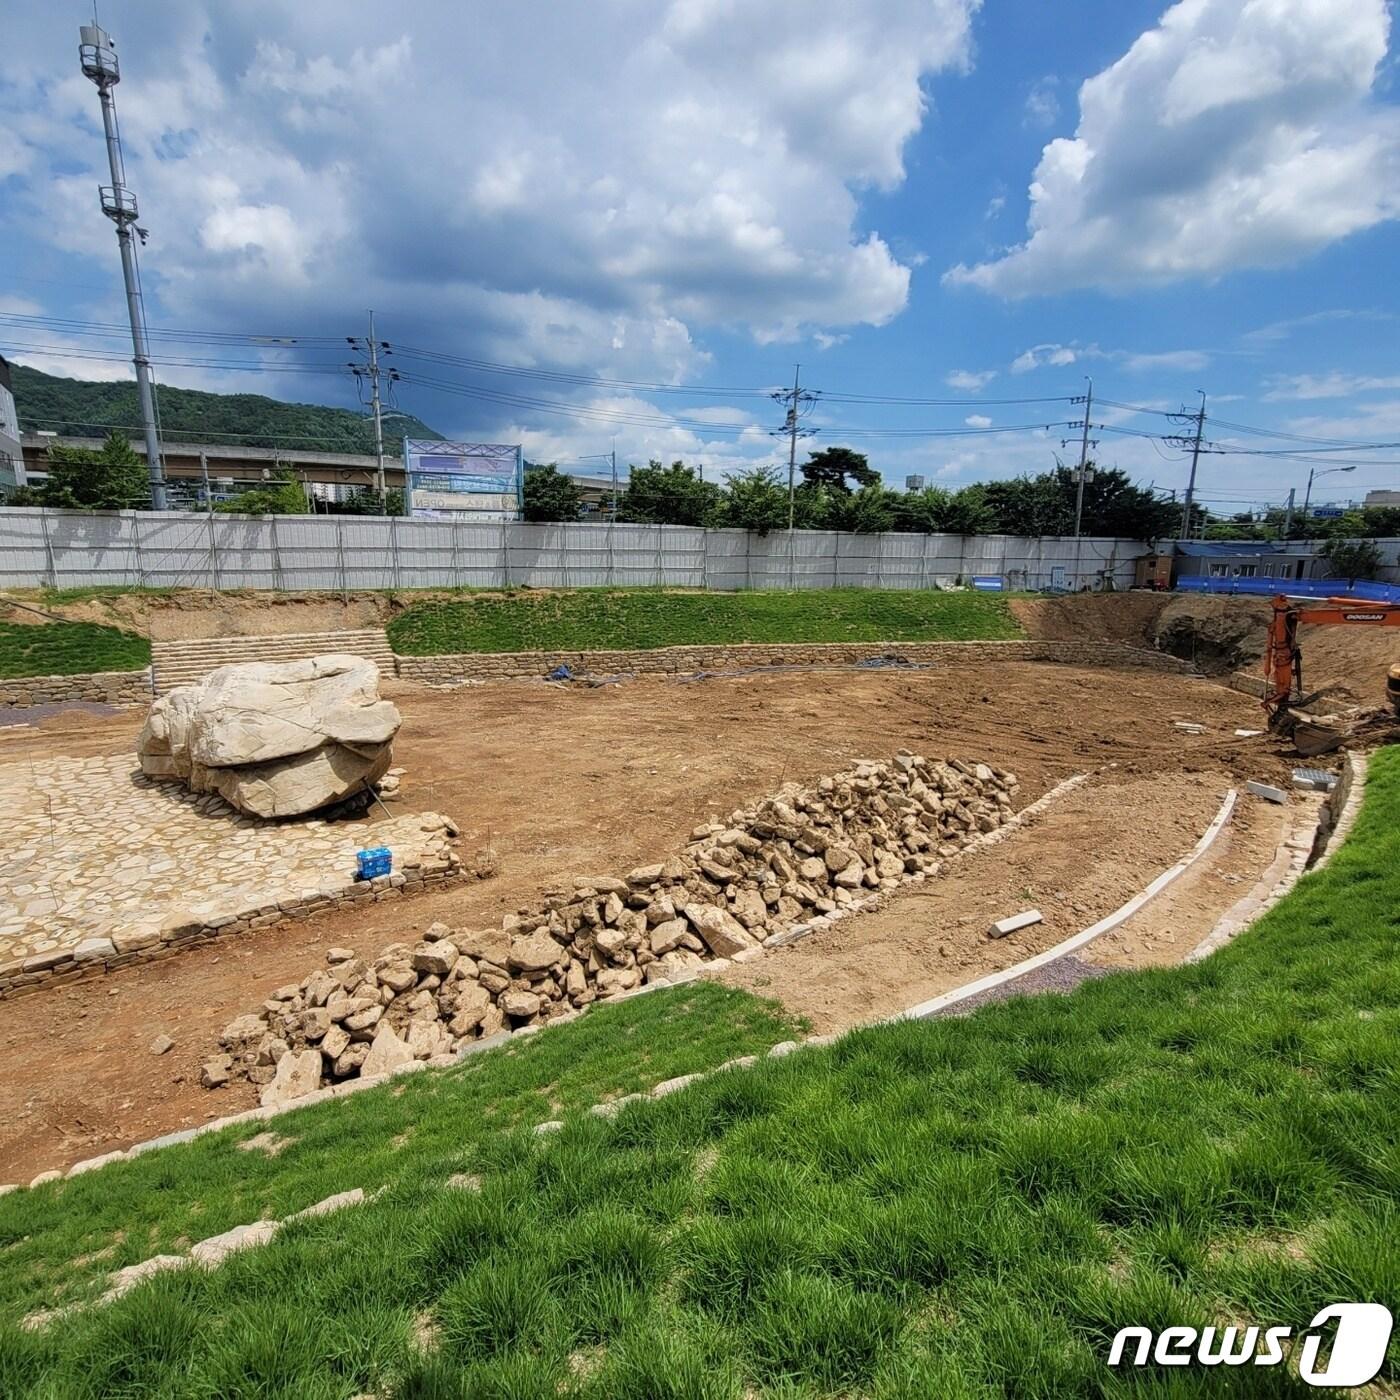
[
  {"x1": 138, "y1": 655, "x2": 401, "y2": 818},
  {"x1": 210, "y1": 752, "x2": 1018, "y2": 1103}
]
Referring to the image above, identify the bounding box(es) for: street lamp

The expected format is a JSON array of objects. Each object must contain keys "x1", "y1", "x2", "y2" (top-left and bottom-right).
[{"x1": 1301, "y1": 464, "x2": 1356, "y2": 519}]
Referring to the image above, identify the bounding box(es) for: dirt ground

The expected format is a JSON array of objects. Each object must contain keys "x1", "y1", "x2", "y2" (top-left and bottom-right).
[
  {"x1": 0, "y1": 662, "x2": 1317, "y2": 1180},
  {"x1": 1014, "y1": 591, "x2": 1400, "y2": 707},
  {"x1": 719, "y1": 770, "x2": 1290, "y2": 1030}
]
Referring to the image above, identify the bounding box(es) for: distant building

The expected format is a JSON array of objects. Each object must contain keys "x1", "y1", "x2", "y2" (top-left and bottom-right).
[
  {"x1": 0, "y1": 357, "x2": 21, "y2": 493},
  {"x1": 570, "y1": 474, "x2": 619, "y2": 516},
  {"x1": 1365, "y1": 489, "x2": 1400, "y2": 508},
  {"x1": 1169, "y1": 540, "x2": 1321, "y2": 582},
  {"x1": 22, "y1": 433, "x2": 390, "y2": 499}
]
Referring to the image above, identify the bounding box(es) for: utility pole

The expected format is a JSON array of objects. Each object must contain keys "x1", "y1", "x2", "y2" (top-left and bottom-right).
[
  {"x1": 79, "y1": 24, "x2": 166, "y2": 510},
  {"x1": 1070, "y1": 377, "x2": 1096, "y2": 589},
  {"x1": 770, "y1": 365, "x2": 818, "y2": 535},
  {"x1": 1167, "y1": 392, "x2": 1207, "y2": 539},
  {"x1": 347, "y1": 313, "x2": 397, "y2": 511},
  {"x1": 610, "y1": 445, "x2": 618, "y2": 521},
  {"x1": 785, "y1": 364, "x2": 800, "y2": 533},
  {"x1": 367, "y1": 312, "x2": 386, "y2": 506},
  {"x1": 1282, "y1": 487, "x2": 1295, "y2": 539}
]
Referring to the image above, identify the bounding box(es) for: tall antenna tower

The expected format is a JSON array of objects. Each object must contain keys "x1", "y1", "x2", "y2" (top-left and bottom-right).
[{"x1": 79, "y1": 23, "x2": 166, "y2": 509}]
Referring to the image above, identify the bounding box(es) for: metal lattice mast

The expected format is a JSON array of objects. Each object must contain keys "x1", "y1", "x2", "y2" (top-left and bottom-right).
[{"x1": 79, "y1": 24, "x2": 166, "y2": 509}]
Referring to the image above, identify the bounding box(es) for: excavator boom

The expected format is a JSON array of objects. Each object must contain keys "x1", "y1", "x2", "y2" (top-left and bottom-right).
[{"x1": 1263, "y1": 593, "x2": 1400, "y2": 720}]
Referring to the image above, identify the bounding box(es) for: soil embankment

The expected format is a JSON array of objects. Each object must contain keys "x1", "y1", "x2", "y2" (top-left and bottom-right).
[{"x1": 1013, "y1": 592, "x2": 1397, "y2": 706}]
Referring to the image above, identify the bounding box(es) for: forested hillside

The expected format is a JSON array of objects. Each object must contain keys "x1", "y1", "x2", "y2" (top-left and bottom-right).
[{"x1": 10, "y1": 364, "x2": 443, "y2": 454}]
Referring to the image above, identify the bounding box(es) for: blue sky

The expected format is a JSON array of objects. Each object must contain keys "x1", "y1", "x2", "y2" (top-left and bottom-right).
[{"x1": 2, "y1": 0, "x2": 1399, "y2": 516}]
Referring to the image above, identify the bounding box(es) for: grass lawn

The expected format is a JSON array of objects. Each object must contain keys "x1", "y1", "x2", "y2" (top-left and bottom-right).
[
  {"x1": 35, "y1": 586, "x2": 179, "y2": 606},
  {"x1": 0, "y1": 621, "x2": 150, "y2": 679},
  {"x1": 3, "y1": 752, "x2": 1398, "y2": 1396},
  {"x1": 388, "y1": 587, "x2": 1024, "y2": 655}
]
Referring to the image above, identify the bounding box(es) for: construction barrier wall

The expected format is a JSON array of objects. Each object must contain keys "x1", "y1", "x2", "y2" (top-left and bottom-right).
[{"x1": 0, "y1": 509, "x2": 1149, "y2": 593}]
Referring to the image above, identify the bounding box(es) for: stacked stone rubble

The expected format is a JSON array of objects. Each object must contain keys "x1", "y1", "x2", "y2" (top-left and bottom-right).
[{"x1": 212, "y1": 752, "x2": 1018, "y2": 1102}]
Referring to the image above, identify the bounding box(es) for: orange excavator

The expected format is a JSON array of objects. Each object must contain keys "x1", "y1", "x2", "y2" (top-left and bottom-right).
[{"x1": 1263, "y1": 594, "x2": 1400, "y2": 752}]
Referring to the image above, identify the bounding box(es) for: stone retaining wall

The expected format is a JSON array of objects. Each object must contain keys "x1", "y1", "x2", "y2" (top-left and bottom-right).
[
  {"x1": 0, "y1": 669, "x2": 152, "y2": 708},
  {"x1": 397, "y1": 639, "x2": 1194, "y2": 683},
  {"x1": 0, "y1": 857, "x2": 466, "y2": 1002}
]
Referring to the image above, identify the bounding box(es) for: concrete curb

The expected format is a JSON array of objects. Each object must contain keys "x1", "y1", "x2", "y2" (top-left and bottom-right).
[
  {"x1": 890, "y1": 786, "x2": 1238, "y2": 1022},
  {"x1": 1186, "y1": 750, "x2": 1367, "y2": 964},
  {"x1": 1312, "y1": 751, "x2": 1368, "y2": 872}
]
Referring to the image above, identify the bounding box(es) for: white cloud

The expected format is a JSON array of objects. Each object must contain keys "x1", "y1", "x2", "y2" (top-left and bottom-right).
[
  {"x1": 1024, "y1": 76, "x2": 1059, "y2": 128},
  {"x1": 1011, "y1": 343, "x2": 1088, "y2": 374},
  {"x1": 1122, "y1": 349, "x2": 1210, "y2": 373},
  {"x1": 1264, "y1": 370, "x2": 1400, "y2": 399},
  {"x1": 1241, "y1": 308, "x2": 1388, "y2": 344},
  {"x1": 1010, "y1": 343, "x2": 1207, "y2": 375},
  {"x1": 3, "y1": 2, "x2": 979, "y2": 369},
  {"x1": 946, "y1": 368, "x2": 996, "y2": 390},
  {"x1": 964, "y1": 413, "x2": 992, "y2": 428},
  {"x1": 946, "y1": 0, "x2": 1400, "y2": 297}
]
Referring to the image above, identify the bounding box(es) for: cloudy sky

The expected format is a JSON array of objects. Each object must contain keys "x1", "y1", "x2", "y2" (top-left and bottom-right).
[{"x1": 3, "y1": 0, "x2": 1400, "y2": 513}]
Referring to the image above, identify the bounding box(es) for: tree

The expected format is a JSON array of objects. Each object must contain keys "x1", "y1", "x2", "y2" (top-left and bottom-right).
[
  {"x1": 800, "y1": 446, "x2": 878, "y2": 494},
  {"x1": 323, "y1": 487, "x2": 406, "y2": 516},
  {"x1": 37, "y1": 430, "x2": 149, "y2": 509},
  {"x1": 889, "y1": 485, "x2": 994, "y2": 535},
  {"x1": 618, "y1": 459, "x2": 721, "y2": 526},
  {"x1": 975, "y1": 464, "x2": 1180, "y2": 541},
  {"x1": 941, "y1": 486, "x2": 997, "y2": 535},
  {"x1": 1321, "y1": 536, "x2": 1383, "y2": 587},
  {"x1": 721, "y1": 466, "x2": 789, "y2": 535},
  {"x1": 11, "y1": 362, "x2": 443, "y2": 456},
  {"x1": 791, "y1": 481, "x2": 839, "y2": 530},
  {"x1": 830, "y1": 482, "x2": 897, "y2": 534},
  {"x1": 522, "y1": 463, "x2": 581, "y2": 522},
  {"x1": 214, "y1": 471, "x2": 308, "y2": 515}
]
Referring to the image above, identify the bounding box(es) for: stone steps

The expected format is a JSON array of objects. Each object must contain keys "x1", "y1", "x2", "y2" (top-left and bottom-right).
[{"x1": 151, "y1": 630, "x2": 397, "y2": 694}]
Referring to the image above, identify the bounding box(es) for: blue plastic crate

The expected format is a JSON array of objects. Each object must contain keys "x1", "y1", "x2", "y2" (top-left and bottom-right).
[{"x1": 356, "y1": 846, "x2": 392, "y2": 880}]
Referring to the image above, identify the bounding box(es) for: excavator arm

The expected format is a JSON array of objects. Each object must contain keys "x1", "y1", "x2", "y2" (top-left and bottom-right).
[{"x1": 1263, "y1": 593, "x2": 1400, "y2": 720}]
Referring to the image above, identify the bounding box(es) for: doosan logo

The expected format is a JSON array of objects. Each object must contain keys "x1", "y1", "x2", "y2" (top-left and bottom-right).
[{"x1": 1108, "y1": 1304, "x2": 1394, "y2": 1387}]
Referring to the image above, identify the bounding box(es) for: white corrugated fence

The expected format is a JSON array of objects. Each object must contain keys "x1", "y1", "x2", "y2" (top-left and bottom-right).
[{"x1": 0, "y1": 507, "x2": 1149, "y2": 592}]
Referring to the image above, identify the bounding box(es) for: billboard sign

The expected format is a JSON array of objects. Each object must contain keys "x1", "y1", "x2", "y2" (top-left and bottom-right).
[{"x1": 403, "y1": 440, "x2": 522, "y2": 519}]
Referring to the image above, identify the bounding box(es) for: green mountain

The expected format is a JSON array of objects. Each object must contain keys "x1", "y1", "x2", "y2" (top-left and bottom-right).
[{"x1": 9, "y1": 363, "x2": 444, "y2": 455}]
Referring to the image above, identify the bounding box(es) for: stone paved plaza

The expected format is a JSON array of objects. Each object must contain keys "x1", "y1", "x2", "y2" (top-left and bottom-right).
[{"x1": 0, "y1": 754, "x2": 456, "y2": 971}]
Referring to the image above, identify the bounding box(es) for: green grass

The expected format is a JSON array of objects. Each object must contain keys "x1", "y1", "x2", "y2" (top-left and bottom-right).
[
  {"x1": 0, "y1": 621, "x2": 150, "y2": 678},
  {"x1": 387, "y1": 587, "x2": 1024, "y2": 655},
  {"x1": 4, "y1": 753, "x2": 1399, "y2": 1396},
  {"x1": 35, "y1": 585, "x2": 179, "y2": 606}
]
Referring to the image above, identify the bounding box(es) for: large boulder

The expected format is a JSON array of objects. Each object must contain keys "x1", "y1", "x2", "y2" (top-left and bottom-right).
[{"x1": 138, "y1": 655, "x2": 401, "y2": 818}]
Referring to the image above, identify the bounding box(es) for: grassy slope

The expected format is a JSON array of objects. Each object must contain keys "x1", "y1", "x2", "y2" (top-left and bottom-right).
[
  {"x1": 388, "y1": 588, "x2": 1024, "y2": 655},
  {"x1": 3, "y1": 752, "x2": 1399, "y2": 1396},
  {"x1": 0, "y1": 621, "x2": 150, "y2": 678}
]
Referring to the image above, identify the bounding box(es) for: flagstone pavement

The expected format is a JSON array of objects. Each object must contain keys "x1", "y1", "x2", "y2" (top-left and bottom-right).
[{"x1": 0, "y1": 754, "x2": 455, "y2": 969}]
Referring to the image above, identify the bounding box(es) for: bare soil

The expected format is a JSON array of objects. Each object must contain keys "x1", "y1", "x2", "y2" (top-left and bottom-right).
[
  {"x1": 720, "y1": 770, "x2": 1290, "y2": 1030},
  {"x1": 1014, "y1": 591, "x2": 1399, "y2": 708},
  {"x1": 0, "y1": 662, "x2": 1311, "y2": 1181}
]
